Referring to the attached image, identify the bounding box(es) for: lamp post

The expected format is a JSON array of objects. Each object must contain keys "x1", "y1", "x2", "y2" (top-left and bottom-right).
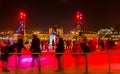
[
  {"x1": 76, "y1": 11, "x2": 82, "y2": 24},
  {"x1": 19, "y1": 12, "x2": 26, "y2": 37},
  {"x1": 76, "y1": 11, "x2": 83, "y2": 37}
]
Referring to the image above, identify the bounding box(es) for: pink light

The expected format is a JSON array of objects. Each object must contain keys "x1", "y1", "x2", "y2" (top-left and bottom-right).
[
  {"x1": 80, "y1": 13, "x2": 82, "y2": 16},
  {"x1": 40, "y1": 57, "x2": 46, "y2": 60},
  {"x1": 21, "y1": 58, "x2": 32, "y2": 62}
]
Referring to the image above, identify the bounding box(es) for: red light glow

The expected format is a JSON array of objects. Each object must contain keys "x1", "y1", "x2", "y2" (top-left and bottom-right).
[
  {"x1": 76, "y1": 11, "x2": 82, "y2": 21},
  {"x1": 19, "y1": 12, "x2": 26, "y2": 19},
  {"x1": 76, "y1": 15, "x2": 80, "y2": 18},
  {"x1": 20, "y1": 16, "x2": 23, "y2": 19},
  {"x1": 23, "y1": 14, "x2": 26, "y2": 17},
  {"x1": 20, "y1": 12, "x2": 23, "y2": 15}
]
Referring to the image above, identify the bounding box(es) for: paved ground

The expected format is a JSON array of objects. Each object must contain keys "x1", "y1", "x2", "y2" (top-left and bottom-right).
[{"x1": 0, "y1": 49, "x2": 120, "y2": 74}]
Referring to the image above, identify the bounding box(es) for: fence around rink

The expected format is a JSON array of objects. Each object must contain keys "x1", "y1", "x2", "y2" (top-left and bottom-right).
[{"x1": 0, "y1": 52, "x2": 120, "y2": 74}]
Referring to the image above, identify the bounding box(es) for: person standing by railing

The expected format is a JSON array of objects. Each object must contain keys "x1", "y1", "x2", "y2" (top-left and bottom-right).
[
  {"x1": 0, "y1": 40, "x2": 3, "y2": 59},
  {"x1": 80, "y1": 37, "x2": 90, "y2": 53},
  {"x1": 52, "y1": 39, "x2": 55, "y2": 50},
  {"x1": 16, "y1": 38, "x2": 26, "y2": 70},
  {"x1": 30, "y1": 34, "x2": 41, "y2": 71},
  {"x1": 16, "y1": 38, "x2": 26, "y2": 56},
  {"x1": 56, "y1": 36, "x2": 65, "y2": 72},
  {"x1": 1, "y1": 42, "x2": 10, "y2": 72}
]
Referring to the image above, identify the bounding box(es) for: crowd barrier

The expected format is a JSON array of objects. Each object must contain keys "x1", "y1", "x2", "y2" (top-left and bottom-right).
[{"x1": 0, "y1": 52, "x2": 120, "y2": 74}]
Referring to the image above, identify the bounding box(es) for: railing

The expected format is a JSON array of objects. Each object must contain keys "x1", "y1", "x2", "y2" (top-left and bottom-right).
[{"x1": 1, "y1": 52, "x2": 120, "y2": 74}]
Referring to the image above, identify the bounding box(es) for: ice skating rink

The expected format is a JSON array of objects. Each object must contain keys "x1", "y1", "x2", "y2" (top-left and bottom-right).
[{"x1": 1, "y1": 49, "x2": 120, "y2": 74}]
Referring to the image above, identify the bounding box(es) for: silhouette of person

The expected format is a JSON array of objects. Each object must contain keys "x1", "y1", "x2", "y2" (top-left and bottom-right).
[
  {"x1": 52, "y1": 26, "x2": 57, "y2": 35},
  {"x1": 56, "y1": 37, "x2": 65, "y2": 72},
  {"x1": 16, "y1": 38, "x2": 26, "y2": 57},
  {"x1": 52, "y1": 39, "x2": 55, "y2": 50},
  {"x1": 30, "y1": 34, "x2": 41, "y2": 71},
  {"x1": 16, "y1": 38, "x2": 26, "y2": 70},
  {"x1": 1, "y1": 42, "x2": 9, "y2": 72}
]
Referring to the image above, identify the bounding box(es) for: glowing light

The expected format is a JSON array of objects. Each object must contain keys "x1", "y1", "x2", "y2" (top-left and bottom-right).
[
  {"x1": 80, "y1": 13, "x2": 82, "y2": 16},
  {"x1": 76, "y1": 11, "x2": 83, "y2": 21},
  {"x1": 20, "y1": 12, "x2": 23, "y2": 15},
  {"x1": 76, "y1": 15, "x2": 80, "y2": 18},
  {"x1": 37, "y1": 32, "x2": 39, "y2": 33},
  {"x1": 80, "y1": 16, "x2": 82, "y2": 20},
  {"x1": 40, "y1": 57, "x2": 46, "y2": 60},
  {"x1": 71, "y1": 31, "x2": 75, "y2": 34},
  {"x1": 76, "y1": 32, "x2": 78, "y2": 34},
  {"x1": 20, "y1": 16, "x2": 23, "y2": 19},
  {"x1": 22, "y1": 58, "x2": 32, "y2": 62},
  {"x1": 20, "y1": 12, "x2": 26, "y2": 19},
  {"x1": 33, "y1": 32, "x2": 37, "y2": 34},
  {"x1": 23, "y1": 14, "x2": 26, "y2": 17}
]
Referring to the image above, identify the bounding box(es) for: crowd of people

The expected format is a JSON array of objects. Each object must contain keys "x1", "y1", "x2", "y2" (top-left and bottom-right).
[
  {"x1": 0, "y1": 34, "x2": 64, "y2": 72},
  {"x1": 0, "y1": 34, "x2": 41, "y2": 72},
  {"x1": 66, "y1": 37, "x2": 120, "y2": 53},
  {"x1": 0, "y1": 35, "x2": 120, "y2": 72}
]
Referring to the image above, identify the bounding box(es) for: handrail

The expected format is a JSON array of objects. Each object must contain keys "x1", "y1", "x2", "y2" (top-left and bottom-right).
[
  {"x1": 1, "y1": 52, "x2": 120, "y2": 74},
  {"x1": 1, "y1": 51, "x2": 120, "y2": 54}
]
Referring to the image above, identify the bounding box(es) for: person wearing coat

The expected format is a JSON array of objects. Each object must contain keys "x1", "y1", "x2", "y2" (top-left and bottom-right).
[
  {"x1": 56, "y1": 37, "x2": 65, "y2": 72},
  {"x1": 30, "y1": 34, "x2": 41, "y2": 70}
]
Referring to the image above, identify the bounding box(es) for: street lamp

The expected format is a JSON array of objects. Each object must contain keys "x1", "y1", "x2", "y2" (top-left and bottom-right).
[
  {"x1": 19, "y1": 12, "x2": 26, "y2": 36},
  {"x1": 76, "y1": 11, "x2": 83, "y2": 37},
  {"x1": 76, "y1": 11, "x2": 83, "y2": 24}
]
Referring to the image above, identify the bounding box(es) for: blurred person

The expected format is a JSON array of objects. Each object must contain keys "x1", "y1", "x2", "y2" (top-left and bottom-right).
[
  {"x1": 45, "y1": 41, "x2": 49, "y2": 52},
  {"x1": 98, "y1": 38, "x2": 105, "y2": 51},
  {"x1": 8, "y1": 42, "x2": 16, "y2": 55},
  {"x1": 66, "y1": 39, "x2": 72, "y2": 50},
  {"x1": 41, "y1": 40, "x2": 44, "y2": 51},
  {"x1": 25, "y1": 40, "x2": 29, "y2": 44},
  {"x1": 16, "y1": 38, "x2": 26, "y2": 57},
  {"x1": 89, "y1": 37, "x2": 97, "y2": 52},
  {"x1": 116, "y1": 39, "x2": 120, "y2": 48},
  {"x1": 1, "y1": 42, "x2": 9, "y2": 72},
  {"x1": 72, "y1": 40, "x2": 81, "y2": 72},
  {"x1": 30, "y1": 34, "x2": 41, "y2": 71},
  {"x1": 0, "y1": 40, "x2": 3, "y2": 59},
  {"x1": 16, "y1": 38, "x2": 26, "y2": 70},
  {"x1": 110, "y1": 38, "x2": 115, "y2": 51},
  {"x1": 72, "y1": 40, "x2": 81, "y2": 53},
  {"x1": 52, "y1": 39, "x2": 55, "y2": 50},
  {"x1": 80, "y1": 37, "x2": 90, "y2": 53},
  {"x1": 56, "y1": 37, "x2": 65, "y2": 72}
]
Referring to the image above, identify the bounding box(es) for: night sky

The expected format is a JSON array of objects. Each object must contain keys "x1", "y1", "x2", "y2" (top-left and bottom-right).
[{"x1": 0, "y1": 0, "x2": 120, "y2": 32}]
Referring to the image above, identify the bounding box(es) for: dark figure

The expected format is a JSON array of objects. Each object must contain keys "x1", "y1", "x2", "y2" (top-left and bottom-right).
[
  {"x1": 52, "y1": 39, "x2": 55, "y2": 50},
  {"x1": 110, "y1": 38, "x2": 115, "y2": 51},
  {"x1": 100, "y1": 40, "x2": 105, "y2": 50},
  {"x1": 106, "y1": 39, "x2": 111, "y2": 51},
  {"x1": 8, "y1": 43, "x2": 16, "y2": 54},
  {"x1": 16, "y1": 38, "x2": 26, "y2": 70},
  {"x1": 25, "y1": 40, "x2": 29, "y2": 44},
  {"x1": 41, "y1": 40, "x2": 44, "y2": 51},
  {"x1": 30, "y1": 34, "x2": 41, "y2": 70},
  {"x1": 72, "y1": 41, "x2": 80, "y2": 72},
  {"x1": 16, "y1": 38, "x2": 26, "y2": 57},
  {"x1": 56, "y1": 37, "x2": 64, "y2": 72},
  {"x1": 98, "y1": 39, "x2": 105, "y2": 51},
  {"x1": 80, "y1": 41, "x2": 90, "y2": 53},
  {"x1": 1, "y1": 44, "x2": 9, "y2": 72},
  {"x1": 52, "y1": 26, "x2": 57, "y2": 35}
]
